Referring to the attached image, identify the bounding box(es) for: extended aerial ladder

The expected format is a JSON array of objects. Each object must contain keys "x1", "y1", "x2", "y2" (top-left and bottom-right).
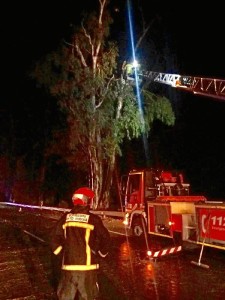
[
  {"x1": 124, "y1": 61, "x2": 225, "y2": 101},
  {"x1": 139, "y1": 71, "x2": 225, "y2": 101}
]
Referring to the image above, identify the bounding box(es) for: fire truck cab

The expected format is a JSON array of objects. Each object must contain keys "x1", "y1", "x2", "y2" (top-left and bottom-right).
[
  {"x1": 122, "y1": 168, "x2": 204, "y2": 238},
  {"x1": 122, "y1": 168, "x2": 190, "y2": 211}
]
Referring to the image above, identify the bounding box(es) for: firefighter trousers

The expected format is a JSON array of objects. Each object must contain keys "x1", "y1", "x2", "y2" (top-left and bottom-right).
[{"x1": 57, "y1": 269, "x2": 99, "y2": 300}]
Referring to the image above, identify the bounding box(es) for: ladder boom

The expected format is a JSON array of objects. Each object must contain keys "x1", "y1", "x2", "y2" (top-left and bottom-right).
[{"x1": 139, "y1": 71, "x2": 225, "y2": 100}]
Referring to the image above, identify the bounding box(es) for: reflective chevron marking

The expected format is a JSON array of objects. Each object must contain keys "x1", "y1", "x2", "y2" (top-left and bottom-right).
[{"x1": 148, "y1": 245, "x2": 182, "y2": 258}]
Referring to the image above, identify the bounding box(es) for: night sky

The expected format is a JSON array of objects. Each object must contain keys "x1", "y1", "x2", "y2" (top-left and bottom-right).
[{"x1": 3, "y1": 1, "x2": 225, "y2": 198}]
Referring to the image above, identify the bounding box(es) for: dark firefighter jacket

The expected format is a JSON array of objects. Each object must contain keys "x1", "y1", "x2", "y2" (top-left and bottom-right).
[{"x1": 50, "y1": 205, "x2": 111, "y2": 271}]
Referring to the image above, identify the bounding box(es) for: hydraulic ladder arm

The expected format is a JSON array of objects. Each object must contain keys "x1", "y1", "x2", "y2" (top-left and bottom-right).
[{"x1": 139, "y1": 71, "x2": 225, "y2": 101}]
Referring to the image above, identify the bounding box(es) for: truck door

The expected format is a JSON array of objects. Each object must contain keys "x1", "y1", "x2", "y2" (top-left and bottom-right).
[{"x1": 126, "y1": 172, "x2": 142, "y2": 209}]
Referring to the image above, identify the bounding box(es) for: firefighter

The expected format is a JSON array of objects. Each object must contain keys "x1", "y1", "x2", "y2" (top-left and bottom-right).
[
  {"x1": 50, "y1": 187, "x2": 111, "y2": 300},
  {"x1": 122, "y1": 62, "x2": 135, "y2": 80}
]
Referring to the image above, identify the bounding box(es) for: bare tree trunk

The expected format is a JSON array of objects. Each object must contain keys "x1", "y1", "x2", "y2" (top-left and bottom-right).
[
  {"x1": 101, "y1": 148, "x2": 116, "y2": 208},
  {"x1": 88, "y1": 126, "x2": 104, "y2": 209}
]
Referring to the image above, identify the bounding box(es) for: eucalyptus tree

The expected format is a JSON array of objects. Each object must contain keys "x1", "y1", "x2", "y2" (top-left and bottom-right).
[{"x1": 32, "y1": 0, "x2": 175, "y2": 208}]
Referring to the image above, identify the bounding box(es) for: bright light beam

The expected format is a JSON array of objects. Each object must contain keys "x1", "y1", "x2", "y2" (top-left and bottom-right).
[
  {"x1": 127, "y1": 0, "x2": 150, "y2": 165},
  {"x1": 126, "y1": 5, "x2": 159, "y2": 295}
]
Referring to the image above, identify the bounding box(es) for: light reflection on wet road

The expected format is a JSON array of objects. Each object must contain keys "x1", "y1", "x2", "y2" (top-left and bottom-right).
[
  {"x1": 100, "y1": 233, "x2": 225, "y2": 300},
  {"x1": 0, "y1": 206, "x2": 224, "y2": 300}
]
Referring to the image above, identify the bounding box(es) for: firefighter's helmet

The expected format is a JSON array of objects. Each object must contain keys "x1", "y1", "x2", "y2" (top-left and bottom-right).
[{"x1": 72, "y1": 187, "x2": 95, "y2": 206}]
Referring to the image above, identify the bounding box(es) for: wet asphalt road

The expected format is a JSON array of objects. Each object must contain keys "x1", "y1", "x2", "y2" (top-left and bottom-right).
[
  {"x1": 0, "y1": 206, "x2": 225, "y2": 300},
  {"x1": 101, "y1": 234, "x2": 225, "y2": 300}
]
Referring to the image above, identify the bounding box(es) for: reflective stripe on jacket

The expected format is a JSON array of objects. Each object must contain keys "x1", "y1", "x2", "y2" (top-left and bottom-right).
[{"x1": 51, "y1": 205, "x2": 111, "y2": 271}]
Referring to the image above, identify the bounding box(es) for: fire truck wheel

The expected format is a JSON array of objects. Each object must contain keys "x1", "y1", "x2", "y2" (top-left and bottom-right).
[{"x1": 132, "y1": 217, "x2": 145, "y2": 237}]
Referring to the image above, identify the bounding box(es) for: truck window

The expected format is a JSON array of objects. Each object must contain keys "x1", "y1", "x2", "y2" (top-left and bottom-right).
[
  {"x1": 128, "y1": 174, "x2": 140, "y2": 194},
  {"x1": 127, "y1": 174, "x2": 141, "y2": 204},
  {"x1": 145, "y1": 170, "x2": 157, "y2": 199}
]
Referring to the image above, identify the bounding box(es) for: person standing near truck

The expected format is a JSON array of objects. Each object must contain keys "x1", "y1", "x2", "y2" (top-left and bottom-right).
[{"x1": 50, "y1": 187, "x2": 111, "y2": 300}]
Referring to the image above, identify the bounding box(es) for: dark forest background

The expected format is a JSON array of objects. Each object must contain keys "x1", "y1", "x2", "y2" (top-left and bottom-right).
[{"x1": 2, "y1": 1, "x2": 225, "y2": 205}]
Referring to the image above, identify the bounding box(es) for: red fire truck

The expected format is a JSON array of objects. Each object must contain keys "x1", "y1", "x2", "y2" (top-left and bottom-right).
[
  {"x1": 121, "y1": 168, "x2": 225, "y2": 251},
  {"x1": 120, "y1": 69, "x2": 225, "y2": 252}
]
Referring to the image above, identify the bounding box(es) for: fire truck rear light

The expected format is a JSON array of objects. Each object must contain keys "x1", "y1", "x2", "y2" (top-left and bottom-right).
[{"x1": 147, "y1": 250, "x2": 152, "y2": 257}]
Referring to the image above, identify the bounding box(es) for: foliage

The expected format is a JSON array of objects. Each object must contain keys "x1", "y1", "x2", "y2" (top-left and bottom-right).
[{"x1": 31, "y1": 0, "x2": 175, "y2": 207}]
